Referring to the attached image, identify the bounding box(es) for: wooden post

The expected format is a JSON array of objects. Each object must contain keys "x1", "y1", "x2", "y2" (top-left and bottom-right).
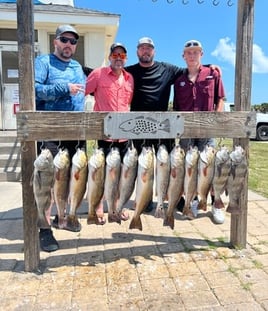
[
  {"x1": 17, "y1": 0, "x2": 40, "y2": 271},
  {"x1": 231, "y1": 0, "x2": 254, "y2": 248}
]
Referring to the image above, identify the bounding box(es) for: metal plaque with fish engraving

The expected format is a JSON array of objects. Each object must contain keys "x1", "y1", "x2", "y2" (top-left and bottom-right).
[{"x1": 104, "y1": 112, "x2": 184, "y2": 139}]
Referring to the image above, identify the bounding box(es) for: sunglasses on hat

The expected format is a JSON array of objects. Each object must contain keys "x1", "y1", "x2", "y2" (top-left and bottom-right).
[{"x1": 184, "y1": 40, "x2": 202, "y2": 49}]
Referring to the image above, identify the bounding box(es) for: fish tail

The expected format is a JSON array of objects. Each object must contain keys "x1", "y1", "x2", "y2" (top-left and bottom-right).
[
  {"x1": 226, "y1": 202, "x2": 240, "y2": 214},
  {"x1": 213, "y1": 198, "x2": 225, "y2": 209},
  {"x1": 129, "y1": 216, "x2": 142, "y2": 231},
  {"x1": 159, "y1": 119, "x2": 170, "y2": 133},
  {"x1": 163, "y1": 215, "x2": 175, "y2": 230},
  {"x1": 198, "y1": 199, "x2": 207, "y2": 211}
]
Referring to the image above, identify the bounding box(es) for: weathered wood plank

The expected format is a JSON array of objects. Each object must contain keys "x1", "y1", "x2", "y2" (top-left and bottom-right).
[
  {"x1": 17, "y1": 0, "x2": 39, "y2": 272},
  {"x1": 231, "y1": 0, "x2": 254, "y2": 248},
  {"x1": 16, "y1": 111, "x2": 256, "y2": 141}
]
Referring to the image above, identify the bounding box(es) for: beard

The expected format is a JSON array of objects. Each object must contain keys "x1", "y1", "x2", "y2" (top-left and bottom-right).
[
  {"x1": 60, "y1": 48, "x2": 74, "y2": 60},
  {"x1": 138, "y1": 54, "x2": 153, "y2": 64}
]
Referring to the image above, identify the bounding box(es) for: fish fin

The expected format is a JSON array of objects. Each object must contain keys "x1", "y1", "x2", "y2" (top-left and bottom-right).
[
  {"x1": 55, "y1": 168, "x2": 60, "y2": 181},
  {"x1": 141, "y1": 171, "x2": 147, "y2": 183},
  {"x1": 187, "y1": 167, "x2": 192, "y2": 177},
  {"x1": 129, "y1": 217, "x2": 142, "y2": 231},
  {"x1": 171, "y1": 168, "x2": 177, "y2": 179},
  {"x1": 91, "y1": 168, "x2": 97, "y2": 182},
  {"x1": 109, "y1": 167, "x2": 116, "y2": 180},
  {"x1": 36, "y1": 171, "x2": 42, "y2": 189},
  {"x1": 74, "y1": 171, "x2": 80, "y2": 181},
  {"x1": 203, "y1": 166, "x2": 208, "y2": 177},
  {"x1": 124, "y1": 167, "x2": 130, "y2": 179}
]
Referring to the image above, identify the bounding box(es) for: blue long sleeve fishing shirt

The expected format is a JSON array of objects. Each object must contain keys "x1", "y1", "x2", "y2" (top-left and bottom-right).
[{"x1": 35, "y1": 53, "x2": 86, "y2": 111}]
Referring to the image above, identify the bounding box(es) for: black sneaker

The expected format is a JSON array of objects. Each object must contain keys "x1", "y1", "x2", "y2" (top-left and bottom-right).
[
  {"x1": 144, "y1": 200, "x2": 154, "y2": 213},
  {"x1": 176, "y1": 197, "x2": 185, "y2": 213},
  {"x1": 39, "y1": 228, "x2": 59, "y2": 252}
]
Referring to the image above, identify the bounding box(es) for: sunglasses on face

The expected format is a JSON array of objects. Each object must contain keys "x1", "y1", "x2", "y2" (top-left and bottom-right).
[
  {"x1": 111, "y1": 52, "x2": 127, "y2": 60},
  {"x1": 184, "y1": 41, "x2": 201, "y2": 48},
  {"x1": 57, "y1": 36, "x2": 78, "y2": 45}
]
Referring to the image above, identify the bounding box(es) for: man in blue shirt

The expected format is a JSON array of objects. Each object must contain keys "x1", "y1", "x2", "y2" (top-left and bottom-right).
[{"x1": 35, "y1": 25, "x2": 86, "y2": 252}]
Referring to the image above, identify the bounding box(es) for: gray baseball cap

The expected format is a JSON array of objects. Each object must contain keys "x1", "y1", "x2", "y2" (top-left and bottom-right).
[
  {"x1": 137, "y1": 37, "x2": 155, "y2": 48},
  {"x1": 55, "y1": 25, "x2": 79, "y2": 40},
  {"x1": 110, "y1": 43, "x2": 127, "y2": 54}
]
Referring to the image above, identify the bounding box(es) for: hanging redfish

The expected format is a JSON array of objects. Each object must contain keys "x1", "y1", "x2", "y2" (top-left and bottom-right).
[
  {"x1": 154, "y1": 144, "x2": 170, "y2": 219},
  {"x1": 104, "y1": 147, "x2": 121, "y2": 223},
  {"x1": 164, "y1": 144, "x2": 185, "y2": 229},
  {"x1": 226, "y1": 145, "x2": 248, "y2": 214},
  {"x1": 116, "y1": 144, "x2": 138, "y2": 223},
  {"x1": 197, "y1": 145, "x2": 216, "y2": 211},
  {"x1": 53, "y1": 148, "x2": 70, "y2": 229},
  {"x1": 87, "y1": 148, "x2": 106, "y2": 225},
  {"x1": 129, "y1": 146, "x2": 154, "y2": 231},
  {"x1": 212, "y1": 145, "x2": 231, "y2": 209},
  {"x1": 183, "y1": 146, "x2": 199, "y2": 220},
  {"x1": 67, "y1": 148, "x2": 88, "y2": 231},
  {"x1": 32, "y1": 148, "x2": 55, "y2": 228}
]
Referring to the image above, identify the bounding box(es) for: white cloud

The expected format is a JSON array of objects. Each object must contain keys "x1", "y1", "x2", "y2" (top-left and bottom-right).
[
  {"x1": 211, "y1": 37, "x2": 268, "y2": 73},
  {"x1": 211, "y1": 37, "x2": 236, "y2": 66}
]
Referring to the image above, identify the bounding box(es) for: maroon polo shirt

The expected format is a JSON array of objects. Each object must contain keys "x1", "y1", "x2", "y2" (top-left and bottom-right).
[{"x1": 173, "y1": 65, "x2": 225, "y2": 112}]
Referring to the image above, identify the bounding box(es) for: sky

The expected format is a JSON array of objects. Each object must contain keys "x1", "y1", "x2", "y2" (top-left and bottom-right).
[{"x1": 75, "y1": 0, "x2": 268, "y2": 106}]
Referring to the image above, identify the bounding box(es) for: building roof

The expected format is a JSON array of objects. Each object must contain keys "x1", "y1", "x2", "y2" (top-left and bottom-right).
[{"x1": 0, "y1": 3, "x2": 120, "y2": 17}]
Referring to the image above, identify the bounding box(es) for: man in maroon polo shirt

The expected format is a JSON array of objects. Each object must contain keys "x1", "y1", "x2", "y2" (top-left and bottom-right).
[{"x1": 173, "y1": 39, "x2": 226, "y2": 224}]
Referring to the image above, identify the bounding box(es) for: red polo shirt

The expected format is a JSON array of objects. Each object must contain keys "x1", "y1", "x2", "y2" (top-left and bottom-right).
[{"x1": 85, "y1": 66, "x2": 134, "y2": 112}]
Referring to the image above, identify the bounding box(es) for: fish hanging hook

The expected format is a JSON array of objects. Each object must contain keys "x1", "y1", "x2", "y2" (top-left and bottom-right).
[
  {"x1": 109, "y1": 140, "x2": 114, "y2": 151},
  {"x1": 197, "y1": 0, "x2": 205, "y2": 4},
  {"x1": 213, "y1": 0, "x2": 220, "y2": 6},
  {"x1": 227, "y1": 0, "x2": 234, "y2": 6},
  {"x1": 21, "y1": 141, "x2": 28, "y2": 153},
  {"x1": 39, "y1": 141, "x2": 45, "y2": 151},
  {"x1": 182, "y1": 0, "x2": 189, "y2": 4},
  {"x1": 167, "y1": 0, "x2": 174, "y2": 3},
  {"x1": 141, "y1": 139, "x2": 146, "y2": 149},
  {"x1": 56, "y1": 140, "x2": 61, "y2": 150},
  {"x1": 75, "y1": 140, "x2": 80, "y2": 150}
]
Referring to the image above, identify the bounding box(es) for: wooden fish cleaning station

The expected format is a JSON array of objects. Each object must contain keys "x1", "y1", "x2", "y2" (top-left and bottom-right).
[{"x1": 16, "y1": 0, "x2": 256, "y2": 272}]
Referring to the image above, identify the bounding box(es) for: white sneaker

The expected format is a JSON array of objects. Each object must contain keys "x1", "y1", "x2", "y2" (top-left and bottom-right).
[
  {"x1": 190, "y1": 199, "x2": 199, "y2": 218},
  {"x1": 212, "y1": 206, "x2": 225, "y2": 224}
]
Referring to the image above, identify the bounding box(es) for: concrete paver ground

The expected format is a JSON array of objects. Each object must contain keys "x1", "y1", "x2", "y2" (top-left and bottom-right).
[{"x1": 0, "y1": 182, "x2": 268, "y2": 310}]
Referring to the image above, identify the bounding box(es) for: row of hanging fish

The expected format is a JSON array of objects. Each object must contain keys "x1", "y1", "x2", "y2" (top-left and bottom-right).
[
  {"x1": 129, "y1": 143, "x2": 248, "y2": 231},
  {"x1": 32, "y1": 142, "x2": 248, "y2": 233}
]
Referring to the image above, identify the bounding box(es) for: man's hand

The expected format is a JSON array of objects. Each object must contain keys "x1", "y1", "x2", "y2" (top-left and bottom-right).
[
  {"x1": 210, "y1": 65, "x2": 222, "y2": 77},
  {"x1": 68, "y1": 83, "x2": 85, "y2": 95}
]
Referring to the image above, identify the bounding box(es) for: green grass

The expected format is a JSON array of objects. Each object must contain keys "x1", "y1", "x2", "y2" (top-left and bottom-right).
[
  {"x1": 248, "y1": 141, "x2": 268, "y2": 198},
  {"x1": 218, "y1": 139, "x2": 268, "y2": 199}
]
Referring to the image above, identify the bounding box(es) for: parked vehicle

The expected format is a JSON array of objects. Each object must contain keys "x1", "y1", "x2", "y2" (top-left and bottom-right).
[
  {"x1": 224, "y1": 103, "x2": 268, "y2": 141},
  {"x1": 256, "y1": 112, "x2": 268, "y2": 141}
]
